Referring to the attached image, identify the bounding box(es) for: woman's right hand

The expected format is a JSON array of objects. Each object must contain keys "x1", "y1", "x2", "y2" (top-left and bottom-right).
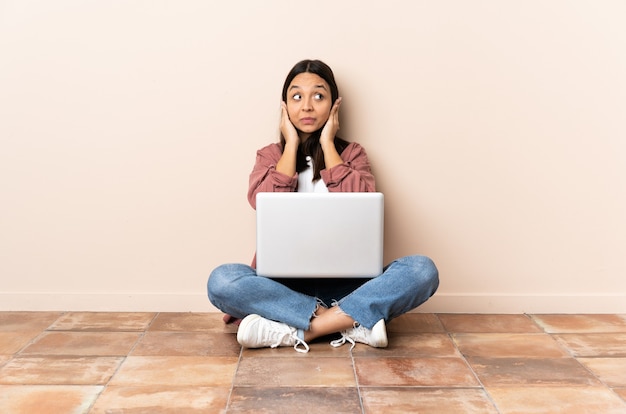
[{"x1": 280, "y1": 102, "x2": 300, "y2": 146}]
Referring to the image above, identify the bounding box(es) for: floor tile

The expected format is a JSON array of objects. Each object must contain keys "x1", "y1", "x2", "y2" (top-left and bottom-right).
[
  {"x1": 241, "y1": 340, "x2": 351, "y2": 357},
  {"x1": 0, "y1": 312, "x2": 63, "y2": 331},
  {"x1": 0, "y1": 385, "x2": 102, "y2": 414},
  {"x1": 531, "y1": 314, "x2": 626, "y2": 333},
  {"x1": 0, "y1": 355, "x2": 11, "y2": 366},
  {"x1": 132, "y1": 331, "x2": 240, "y2": 357},
  {"x1": 578, "y1": 358, "x2": 626, "y2": 387},
  {"x1": 361, "y1": 387, "x2": 499, "y2": 414},
  {"x1": 228, "y1": 387, "x2": 361, "y2": 413},
  {"x1": 467, "y1": 357, "x2": 601, "y2": 387},
  {"x1": 48, "y1": 312, "x2": 155, "y2": 331},
  {"x1": 0, "y1": 331, "x2": 41, "y2": 354},
  {"x1": 614, "y1": 388, "x2": 626, "y2": 402},
  {"x1": 20, "y1": 332, "x2": 141, "y2": 356},
  {"x1": 355, "y1": 357, "x2": 479, "y2": 387},
  {"x1": 453, "y1": 333, "x2": 569, "y2": 358},
  {"x1": 487, "y1": 386, "x2": 626, "y2": 414},
  {"x1": 149, "y1": 312, "x2": 236, "y2": 333},
  {"x1": 352, "y1": 333, "x2": 460, "y2": 357},
  {"x1": 0, "y1": 356, "x2": 122, "y2": 385},
  {"x1": 553, "y1": 333, "x2": 626, "y2": 357},
  {"x1": 109, "y1": 356, "x2": 238, "y2": 387},
  {"x1": 438, "y1": 314, "x2": 543, "y2": 333},
  {"x1": 235, "y1": 356, "x2": 356, "y2": 387},
  {"x1": 89, "y1": 385, "x2": 230, "y2": 413},
  {"x1": 3, "y1": 311, "x2": 626, "y2": 414},
  {"x1": 387, "y1": 313, "x2": 445, "y2": 333}
]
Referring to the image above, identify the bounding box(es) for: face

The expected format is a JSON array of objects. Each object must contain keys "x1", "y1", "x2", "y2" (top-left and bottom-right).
[{"x1": 285, "y1": 73, "x2": 332, "y2": 139}]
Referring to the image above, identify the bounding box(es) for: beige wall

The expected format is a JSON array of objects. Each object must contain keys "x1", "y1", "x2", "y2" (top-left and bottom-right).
[{"x1": 1, "y1": 1, "x2": 625, "y2": 312}]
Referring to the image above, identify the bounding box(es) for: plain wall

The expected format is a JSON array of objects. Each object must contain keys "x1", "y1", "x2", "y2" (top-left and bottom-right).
[{"x1": 1, "y1": 0, "x2": 625, "y2": 312}]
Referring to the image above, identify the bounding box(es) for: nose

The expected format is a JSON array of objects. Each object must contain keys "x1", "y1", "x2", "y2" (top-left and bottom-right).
[{"x1": 302, "y1": 98, "x2": 313, "y2": 111}]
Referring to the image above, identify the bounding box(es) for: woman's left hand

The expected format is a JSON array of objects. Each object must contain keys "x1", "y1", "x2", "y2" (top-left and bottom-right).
[{"x1": 320, "y1": 97, "x2": 342, "y2": 147}]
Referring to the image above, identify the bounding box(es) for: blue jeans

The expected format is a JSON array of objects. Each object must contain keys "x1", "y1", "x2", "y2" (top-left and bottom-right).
[{"x1": 207, "y1": 255, "x2": 439, "y2": 330}]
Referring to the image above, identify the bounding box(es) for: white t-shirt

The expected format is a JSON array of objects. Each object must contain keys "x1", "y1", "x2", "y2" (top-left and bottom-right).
[{"x1": 297, "y1": 156, "x2": 329, "y2": 193}]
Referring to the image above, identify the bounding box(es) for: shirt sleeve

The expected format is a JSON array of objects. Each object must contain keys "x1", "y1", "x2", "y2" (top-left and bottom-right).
[
  {"x1": 321, "y1": 142, "x2": 377, "y2": 192},
  {"x1": 247, "y1": 143, "x2": 297, "y2": 209}
]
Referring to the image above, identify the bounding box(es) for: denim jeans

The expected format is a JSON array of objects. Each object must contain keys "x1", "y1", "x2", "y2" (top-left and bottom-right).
[{"x1": 207, "y1": 255, "x2": 439, "y2": 330}]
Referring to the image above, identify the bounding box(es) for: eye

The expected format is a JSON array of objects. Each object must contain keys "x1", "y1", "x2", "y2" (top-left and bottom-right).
[
  {"x1": 314, "y1": 93, "x2": 324, "y2": 100},
  {"x1": 292, "y1": 93, "x2": 301, "y2": 101}
]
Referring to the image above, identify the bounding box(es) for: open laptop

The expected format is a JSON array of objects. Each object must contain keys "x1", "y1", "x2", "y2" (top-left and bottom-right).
[{"x1": 255, "y1": 192, "x2": 384, "y2": 278}]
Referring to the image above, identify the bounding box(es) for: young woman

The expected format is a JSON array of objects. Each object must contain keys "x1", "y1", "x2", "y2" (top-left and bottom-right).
[{"x1": 207, "y1": 59, "x2": 439, "y2": 353}]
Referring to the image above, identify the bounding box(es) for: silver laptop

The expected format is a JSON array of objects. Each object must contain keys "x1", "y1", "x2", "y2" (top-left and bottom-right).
[{"x1": 255, "y1": 192, "x2": 384, "y2": 278}]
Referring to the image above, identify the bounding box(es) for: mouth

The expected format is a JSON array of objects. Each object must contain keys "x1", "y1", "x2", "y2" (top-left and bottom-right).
[{"x1": 300, "y1": 117, "x2": 316, "y2": 125}]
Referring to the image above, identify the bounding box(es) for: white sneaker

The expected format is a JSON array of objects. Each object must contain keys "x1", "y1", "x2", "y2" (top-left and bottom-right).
[
  {"x1": 237, "y1": 314, "x2": 310, "y2": 353},
  {"x1": 330, "y1": 319, "x2": 388, "y2": 350}
]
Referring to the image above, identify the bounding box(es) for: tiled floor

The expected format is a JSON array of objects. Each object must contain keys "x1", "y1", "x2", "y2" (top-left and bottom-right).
[{"x1": 1, "y1": 312, "x2": 626, "y2": 413}]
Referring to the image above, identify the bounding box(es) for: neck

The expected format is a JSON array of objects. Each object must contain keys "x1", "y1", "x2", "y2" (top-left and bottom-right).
[{"x1": 299, "y1": 132, "x2": 311, "y2": 143}]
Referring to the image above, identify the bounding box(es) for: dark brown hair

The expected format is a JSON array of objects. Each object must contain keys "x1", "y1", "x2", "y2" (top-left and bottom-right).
[{"x1": 280, "y1": 60, "x2": 349, "y2": 181}]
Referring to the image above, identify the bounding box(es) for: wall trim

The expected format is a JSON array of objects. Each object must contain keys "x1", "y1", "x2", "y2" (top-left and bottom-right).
[
  {"x1": 416, "y1": 293, "x2": 626, "y2": 314},
  {"x1": 2, "y1": 292, "x2": 626, "y2": 314}
]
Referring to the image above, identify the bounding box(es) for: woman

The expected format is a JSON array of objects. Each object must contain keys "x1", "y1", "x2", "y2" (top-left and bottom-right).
[{"x1": 208, "y1": 59, "x2": 439, "y2": 353}]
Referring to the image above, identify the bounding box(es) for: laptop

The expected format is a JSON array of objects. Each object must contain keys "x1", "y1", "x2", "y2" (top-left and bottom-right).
[{"x1": 255, "y1": 192, "x2": 384, "y2": 278}]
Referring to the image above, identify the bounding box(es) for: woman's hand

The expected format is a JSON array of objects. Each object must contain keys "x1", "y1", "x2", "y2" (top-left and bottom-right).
[
  {"x1": 280, "y1": 102, "x2": 300, "y2": 147},
  {"x1": 276, "y1": 102, "x2": 299, "y2": 177},
  {"x1": 320, "y1": 97, "x2": 342, "y2": 147}
]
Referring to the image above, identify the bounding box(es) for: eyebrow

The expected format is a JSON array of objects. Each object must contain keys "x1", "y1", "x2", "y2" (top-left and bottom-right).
[{"x1": 289, "y1": 84, "x2": 328, "y2": 90}]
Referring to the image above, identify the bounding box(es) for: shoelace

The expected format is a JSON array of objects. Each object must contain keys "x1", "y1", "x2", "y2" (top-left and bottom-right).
[
  {"x1": 330, "y1": 333, "x2": 356, "y2": 350},
  {"x1": 268, "y1": 331, "x2": 310, "y2": 353},
  {"x1": 293, "y1": 336, "x2": 310, "y2": 353}
]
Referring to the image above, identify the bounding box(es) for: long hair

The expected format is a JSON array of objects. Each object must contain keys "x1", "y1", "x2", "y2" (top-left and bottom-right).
[{"x1": 280, "y1": 60, "x2": 349, "y2": 181}]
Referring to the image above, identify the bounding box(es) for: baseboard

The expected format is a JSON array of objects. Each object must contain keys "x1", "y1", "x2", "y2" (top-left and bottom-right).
[
  {"x1": 1, "y1": 292, "x2": 625, "y2": 313},
  {"x1": 415, "y1": 293, "x2": 626, "y2": 314},
  {"x1": 0, "y1": 292, "x2": 219, "y2": 312}
]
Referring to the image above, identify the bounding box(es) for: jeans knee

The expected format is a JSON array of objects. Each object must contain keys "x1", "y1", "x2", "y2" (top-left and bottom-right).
[
  {"x1": 207, "y1": 263, "x2": 247, "y2": 303},
  {"x1": 404, "y1": 255, "x2": 439, "y2": 294}
]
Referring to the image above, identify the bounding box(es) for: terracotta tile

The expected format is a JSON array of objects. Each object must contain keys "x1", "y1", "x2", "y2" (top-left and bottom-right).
[
  {"x1": 149, "y1": 312, "x2": 235, "y2": 333},
  {"x1": 132, "y1": 331, "x2": 240, "y2": 357},
  {"x1": 361, "y1": 387, "x2": 498, "y2": 414},
  {"x1": 438, "y1": 314, "x2": 542, "y2": 333},
  {"x1": 468, "y1": 357, "x2": 601, "y2": 387},
  {"x1": 109, "y1": 356, "x2": 238, "y2": 386},
  {"x1": 0, "y1": 356, "x2": 122, "y2": 385},
  {"x1": 48, "y1": 312, "x2": 155, "y2": 331},
  {"x1": 235, "y1": 356, "x2": 356, "y2": 387},
  {"x1": 89, "y1": 385, "x2": 230, "y2": 413},
  {"x1": 531, "y1": 314, "x2": 626, "y2": 333},
  {"x1": 20, "y1": 331, "x2": 141, "y2": 356},
  {"x1": 553, "y1": 333, "x2": 626, "y2": 357},
  {"x1": 578, "y1": 358, "x2": 626, "y2": 387},
  {"x1": 353, "y1": 333, "x2": 460, "y2": 357},
  {"x1": 228, "y1": 387, "x2": 361, "y2": 413},
  {"x1": 0, "y1": 312, "x2": 62, "y2": 331},
  {"x1": 387, "y1": 313, "x2": 445, "y2": 333},
  {"x1": 355, "y1": 357, "x2": 478, "y2": 387},
  {"x1": 241, "y1": 340, "x2": 351, "y2": 357},
  {"x1": 614, "y1": 388, "x2": 626, "y2": 402},
  {"x1": 0, "y1": 331, "x2": 41, "y2": 354},
  {"x1": 487, "y1": 386, "x2": 626, "y2": 414},
  {"x1": 453, "y1": 333, "x2": 569, "y2": 358},
  {"x1": 0, "y1": 385, "x2": 102, "y2": 414},
  {"x1": 0, "y1": 355, "x2": 11, "y2": 366}
]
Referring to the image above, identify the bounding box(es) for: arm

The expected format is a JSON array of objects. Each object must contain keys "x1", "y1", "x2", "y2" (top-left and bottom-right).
[
  {"x1": 321, "y1": 142, "x2": 376, "y2": 192},
  {"x1": 319, "y1": 97, "x2": 344, "y2": 171},
  {"x1": 247, "y1": 143, "x2": 298, "y2": 209},
  {"x1": 275, "y1": 102, "x2": 300, "y2": 177},
  {"x1": 318, "y1": 98, "x2": 376, "y2": 192}
]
